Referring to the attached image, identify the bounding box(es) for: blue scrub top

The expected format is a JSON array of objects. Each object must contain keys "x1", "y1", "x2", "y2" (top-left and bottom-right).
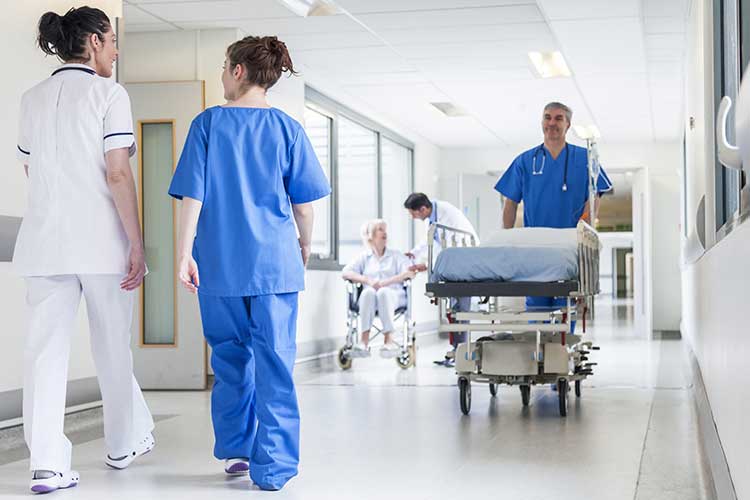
[
  {"x1": 494, "y1": 143, "x2": 612, "y2": 228},
  {"x1": 168, "y1": 106, "x2": 331, "y2": 297}
]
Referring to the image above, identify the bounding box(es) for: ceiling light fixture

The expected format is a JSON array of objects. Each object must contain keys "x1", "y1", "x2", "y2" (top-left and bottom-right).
[
  {"x1": 528, "y1": 51, "x2": 572, "y2": 79},
  {"x1": 573, "y1": 124, "x2": 601, "y2": 140},
  {"x1": 275, "y1": 0, "x2": 339, "y2": 17},
  {"x1": 430, "y1": 102, "x2": 468, "y2": 117}
]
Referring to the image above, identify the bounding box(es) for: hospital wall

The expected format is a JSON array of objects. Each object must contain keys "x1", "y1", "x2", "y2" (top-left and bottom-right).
[
  {"x1": 682, "y1": 0, "x2": 750, "y2": 497},
  {"x1": 0, "y1": 0, "x2": 124, "y2": 414},
  {"x1": 121, "y1": 30, "x2": 441, "y2": 362},
  {"x1": 438, "y1": 141, "x2": 681, "y2": 335}
]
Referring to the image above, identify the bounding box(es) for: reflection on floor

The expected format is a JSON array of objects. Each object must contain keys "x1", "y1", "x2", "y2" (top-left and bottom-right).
[{"x1": 0, "y1": 297, "x2": 712, "y2": 499}]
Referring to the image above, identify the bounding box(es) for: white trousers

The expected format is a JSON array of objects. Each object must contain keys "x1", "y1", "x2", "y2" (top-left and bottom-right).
[
  {"x1": 358, "y1": 287, "x2": 407, "y2": 334},
  {"x1": 23, "y1": 274, "x2": 154, "y2": 472}
]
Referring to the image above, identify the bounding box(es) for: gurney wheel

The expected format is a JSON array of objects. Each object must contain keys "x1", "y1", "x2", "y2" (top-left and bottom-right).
[
  {"x1": 520, "y1": 385, "x2": 531, "y2": 406},
  {"x1": 489, "y1": 383, "x2": 498, "y2": 397},
  {"x1": 337, "y1": 347, "x2": 352, "y2": 371},
  {"x1": 396, "y1": 344, "x2": 416, "y2": 369},
  {"x1": 458, "y1": 377, "x2": 471, "y2": 415},
  {"x1": 557, "y1": 379, "x2": 568, "y2": 417},
  {"x1": 575, "y1": 380, "x2": 581, "y2": 398}
]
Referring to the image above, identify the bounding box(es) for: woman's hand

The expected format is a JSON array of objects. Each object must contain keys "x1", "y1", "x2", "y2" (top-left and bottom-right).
[
  {"x1": 121, "y1": 246, "x2": 147, "y2": 291},
  {"x1": 178, "y1": 255, "x2": 200, "y2": 293}
]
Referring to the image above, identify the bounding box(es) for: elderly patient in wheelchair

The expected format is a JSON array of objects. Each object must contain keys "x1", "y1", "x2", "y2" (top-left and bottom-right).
[{"x1": 342, "y1": 219, "x2": 415, "y2": 359}]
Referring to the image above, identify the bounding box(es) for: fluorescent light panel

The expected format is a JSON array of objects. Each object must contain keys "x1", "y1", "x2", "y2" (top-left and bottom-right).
[
  {"x1": 528, "y1": 51, "x2": 571, "y2": 78},
  {"x1": 430, "y1": 102, "x2": 468, "y2": 117},
  {"x1": 275, "y1": 0, "x2": 339, "y2": 17}
]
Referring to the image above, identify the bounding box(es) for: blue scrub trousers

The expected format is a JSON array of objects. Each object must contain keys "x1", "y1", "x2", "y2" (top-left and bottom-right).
[
  {"x1": 526, "y1": 296, "x2": 576, "y2": 333},
  {"x1": 198, "y1": 292, "x2": 299, "y2": 491},
  {"x1": 450, "y1": 297, "x2": 471, "y2": 347}
]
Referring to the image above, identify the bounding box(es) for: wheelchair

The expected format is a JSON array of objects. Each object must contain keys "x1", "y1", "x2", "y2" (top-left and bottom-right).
[{"x1": 337, "y1": 279, "x2": 417, "y2": 370}]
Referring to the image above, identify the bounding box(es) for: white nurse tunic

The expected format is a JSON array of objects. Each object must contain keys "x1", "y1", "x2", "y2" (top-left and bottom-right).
[{"x1": 15, "y1": 63, "x2": 137, "y2": 276}]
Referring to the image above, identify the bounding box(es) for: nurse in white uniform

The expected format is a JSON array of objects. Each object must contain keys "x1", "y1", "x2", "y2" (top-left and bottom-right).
[{"x1": 15, "y1": 7, "x2": 154, "y2": 494}]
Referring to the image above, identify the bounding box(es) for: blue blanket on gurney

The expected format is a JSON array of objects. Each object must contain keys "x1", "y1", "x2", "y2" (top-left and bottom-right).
[{"x1": 430, "y1": 246, "x2": 578, "y2": 283}]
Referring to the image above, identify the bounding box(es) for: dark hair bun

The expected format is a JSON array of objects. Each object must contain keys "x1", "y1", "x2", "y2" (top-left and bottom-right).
[
  {"x1": 36, "y1": 7, "x2": 111, "y2": 62},
  {"x1": 37, "y1": 12, "x2": 65, "y2": 57},
  {"x1": 226, "y1": 35, "x2": 298, "y2": 90}
]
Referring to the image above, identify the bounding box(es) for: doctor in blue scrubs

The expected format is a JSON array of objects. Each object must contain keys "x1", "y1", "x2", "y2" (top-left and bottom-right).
[
  {"x1": 168, "y1": 36, "x2": 330, "y2": 491},
  {"x1": 495, "y1": 101, "x2": 612, "y2": 313}
]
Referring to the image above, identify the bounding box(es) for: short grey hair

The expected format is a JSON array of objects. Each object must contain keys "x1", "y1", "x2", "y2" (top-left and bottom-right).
[
  {"x1": 360, "y1": 219, "x2": 387, "y2": 248},
  {"x1": 544, "y1": 102, "x2": 572, "y2": 124}
]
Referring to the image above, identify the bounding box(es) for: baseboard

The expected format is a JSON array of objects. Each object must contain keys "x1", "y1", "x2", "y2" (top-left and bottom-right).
[
  {"x1": 0, "y1": 376, "x2": 101, "y2": 426},
  {"x1": 686, "y1": 345, "x2": 737, "y2": 500},
  {"x1": 653, "y1": 330, "x2": 682, "y2": 340}
]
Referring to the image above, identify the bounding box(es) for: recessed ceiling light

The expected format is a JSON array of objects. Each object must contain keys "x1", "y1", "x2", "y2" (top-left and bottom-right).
[
  {"x1": 275, "y1": 0, "x2": 339, "y2": 17},
  {"x1": 429, "y1": 102, "x2": 468, "y2": 117},
  {"x1": 573, "y1": 124, "x2": 601, "y2": 140},
  {"x1": 528, "y1": 51, "x2": 572, "y2": 78}
]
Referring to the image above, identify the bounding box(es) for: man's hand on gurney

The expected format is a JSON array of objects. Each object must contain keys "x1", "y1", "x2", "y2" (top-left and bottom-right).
[{"x1": 408, "y1": 263, "x2": 427, "y2": 273}]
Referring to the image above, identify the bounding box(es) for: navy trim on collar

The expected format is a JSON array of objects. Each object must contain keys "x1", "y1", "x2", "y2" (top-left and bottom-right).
[
  {"x1": 52, "y1": 66, "x2": 96, "y2": 76},
  {"x1": 17, "y1": 145, "x2": 30, "y2": 155},
  {"x1": 104, "y1": 132, "x2": 134, "y2": 140}
]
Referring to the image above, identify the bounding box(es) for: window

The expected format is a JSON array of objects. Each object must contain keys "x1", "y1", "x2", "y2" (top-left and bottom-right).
[
  {"x1": 338, "y1": 117, "x2": 379, "y2": 263},
  {"x1": 714, "y1": 0, "x2": 748, "y2": 231},
  {"x1": 381, "y1": 138, "x2": 413, "y2": 251},
  {"x1": 303, "y1": 106, "x2": 334, "y2": 260},
  {"x1": 302, "y1": 87, "x2": 415, "y2": 268}
]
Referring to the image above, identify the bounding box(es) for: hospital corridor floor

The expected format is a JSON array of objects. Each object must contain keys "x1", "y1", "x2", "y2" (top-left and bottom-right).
[{"x1": 0, "y1": 297, "x2": 712, "y2": 500}]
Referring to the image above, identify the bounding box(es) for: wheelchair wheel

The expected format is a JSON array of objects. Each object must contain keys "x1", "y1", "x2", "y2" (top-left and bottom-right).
[
  {"x1": 459, "y1": 377, "x2": 471, "y2": 415},
  {"x1": 336, "y1": 347, "x2": 352, "y2": 371},
  {"x1": 395, "y1": 344, "x2": 416, "y2": 369},
  {"x1": 520, "y1": 384, "x2": 531, "y2": 406},
  {"x1": 557, "y1": 379, "x2": 568, "y2": 417},
  {"x1": 489, "y1": 383, "x2": 498, "y2": 397}
]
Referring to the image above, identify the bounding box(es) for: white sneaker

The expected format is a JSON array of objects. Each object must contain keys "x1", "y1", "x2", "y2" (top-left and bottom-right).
[
  {"x1": 351, "y1": 343, "x2": 371, "y2": 358},
  {"x1": 30, "y1": 470, "x2": 79, "y2": 494},
  {"x1": 224, "y1": 458, "x2": 250, "y2": 476},
  {"x1": 105, "y1": 432, "x2": 155, "y2": 470},
  {"x1": 380, "y1": 342, "x2": 401, "y2": 359}
]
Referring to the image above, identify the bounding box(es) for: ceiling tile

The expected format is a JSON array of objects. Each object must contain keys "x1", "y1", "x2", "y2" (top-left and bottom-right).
[
  {"x1": 123, "y1": 3, "x2": 163, "y2": 24},
  {"x1": 644, "y1": 16, "x2": 687, "y2": 34},
  {"x1": 552, "y1": 18, "x2": 647, "y2": 74},
  {"x1": 337, "y1": 0, "x2": 537, "y2": 14},
  {"x1": 380, "y1": 22, "x2": 555, "y2": 45},
  {"x1": 539, "y1": 0, "x2": 640, "y2": 20},
  {"x1": 357, "y1": 5, "x2": 543, "y2": 31},
  {"x1": 133, "y1": 0, "x2": 293, "y2": 21},
  {"x1": 643, "y1": 0, "x2": 689, "y2": 19}
]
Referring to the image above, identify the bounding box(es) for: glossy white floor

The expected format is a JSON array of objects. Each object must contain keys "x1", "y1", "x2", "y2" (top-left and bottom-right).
[{"x1": 0, "y1": 297, "x2": 712, "y2": 499}]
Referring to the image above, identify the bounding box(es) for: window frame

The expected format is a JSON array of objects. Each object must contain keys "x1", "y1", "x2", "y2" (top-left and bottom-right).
[
  {"x1": 304, "y1": 86, "x2": 416, "y2": 269},
  {"x1": 714, "y1": 0, "x2": 747, "y2": 240}
]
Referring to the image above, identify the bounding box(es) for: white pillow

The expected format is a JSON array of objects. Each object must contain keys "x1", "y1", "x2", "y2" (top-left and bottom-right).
[{"x1": 481, "y1": 227, "x2": 578, "y2": 250}]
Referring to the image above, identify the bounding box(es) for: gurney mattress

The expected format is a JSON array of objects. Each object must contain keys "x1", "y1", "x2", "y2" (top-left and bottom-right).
[{"x1": 430, "y1": 246, "x2": 578, "y2": 283}]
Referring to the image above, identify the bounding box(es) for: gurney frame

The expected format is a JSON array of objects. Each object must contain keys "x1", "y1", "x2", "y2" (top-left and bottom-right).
[{"x1": 425, "y1": 221, "x2": 601, "y2": 417}]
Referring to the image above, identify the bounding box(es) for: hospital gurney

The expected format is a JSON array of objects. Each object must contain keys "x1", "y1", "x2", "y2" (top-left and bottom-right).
[
  {"x1": 425, "y1": 221, "x2": 601, "y2": 417},
  {"x1": 336, "y1": 279, "x2": 417, "y2": 370}
]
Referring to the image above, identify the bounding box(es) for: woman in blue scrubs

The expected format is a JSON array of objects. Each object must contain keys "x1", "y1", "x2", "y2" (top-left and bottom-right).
[
  {"x1": 168, "y1": 36, "x2": 330, "y2": 491},
  {"x1": 495, "y1": 102, "x2": 612, "y2": 313}
]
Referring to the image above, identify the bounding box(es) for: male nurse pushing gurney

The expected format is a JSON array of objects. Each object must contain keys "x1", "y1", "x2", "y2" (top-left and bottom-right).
[{"x1": 495, "y1": 102, "x2": 612, "y2": 319}]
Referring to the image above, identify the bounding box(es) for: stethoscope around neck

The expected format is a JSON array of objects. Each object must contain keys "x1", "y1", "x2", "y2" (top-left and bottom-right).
[{"x1": 531, "y1": 143, "x2": 570, "y2": 192}]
